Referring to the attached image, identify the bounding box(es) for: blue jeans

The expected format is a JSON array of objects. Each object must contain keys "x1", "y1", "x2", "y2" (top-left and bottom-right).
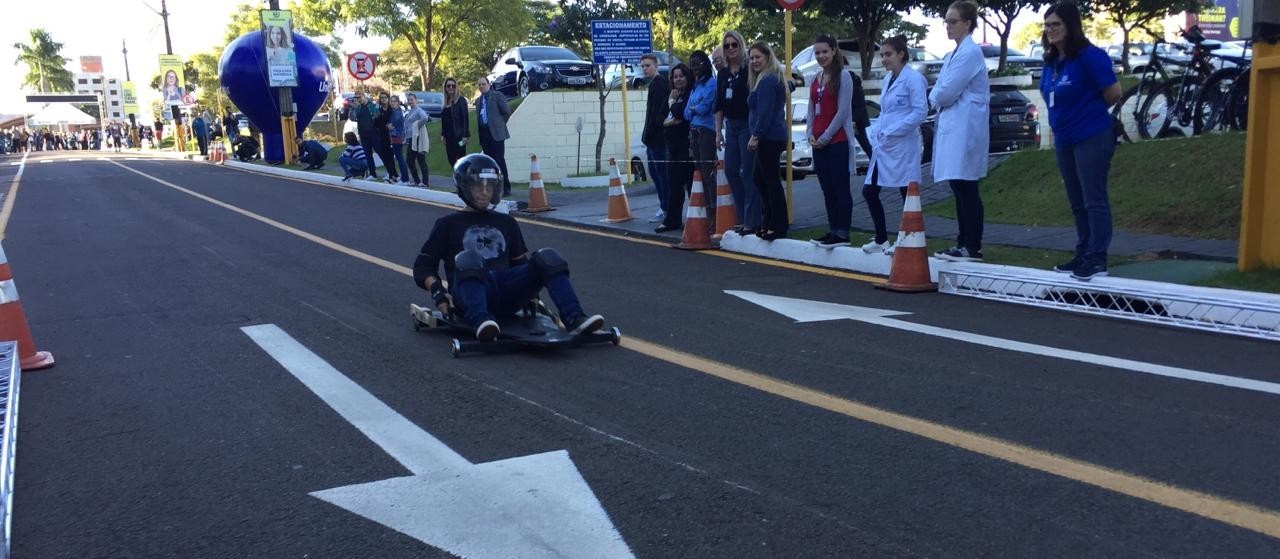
[
  {"x1": 1055, "y1": 128, "x2": 1115, "y2": 263},
  {"x1": 454, "y1": 263, "x2": 585, "y2": 326},
  {"x1": 338, "y1": 155, "x2": 367, "y2": 176},
  {"x1": 646, "y1": 144, "x2": 669, "y2": 211},
  {"x1": 391, "y1": 142, "x2": 410, "y2": 180},
  {"x1": 813, "y1": 141, "x2": 852, "y2": 237},
  {"x1": 724, "y1": 118, "x2": 761, "y2": 229}
]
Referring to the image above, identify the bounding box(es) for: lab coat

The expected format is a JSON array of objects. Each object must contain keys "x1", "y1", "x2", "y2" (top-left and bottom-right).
[
  {"x1": 866, "y1": 66, "x2": 927, "y2": 187},
  {"x1": 928, "y1": 35, "x2": 990, "y2": 182}
]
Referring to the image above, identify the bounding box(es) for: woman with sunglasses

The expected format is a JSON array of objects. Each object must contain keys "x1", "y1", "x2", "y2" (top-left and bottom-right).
[
  {"x1": 930, "y1": 0, "x2": 990, "y2": 262},
  {"x1": 440, "y1": 77, "x2": 470, "y2": 168},
  {"x1": 715, "y1": 30, "x2": 762, "y2": 234}
]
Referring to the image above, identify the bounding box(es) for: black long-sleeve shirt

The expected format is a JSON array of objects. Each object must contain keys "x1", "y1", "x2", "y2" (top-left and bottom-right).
[{"x1": 714, "y1": 63, "x2": 749, "y2": 121}]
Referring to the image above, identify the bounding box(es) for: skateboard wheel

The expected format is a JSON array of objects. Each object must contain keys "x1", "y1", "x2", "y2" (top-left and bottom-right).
[
  {"x1": 451, "y1": 339, "x2": 462, "y2": 358},
  {"x1": 610, "y1": 327, "x2": 622, "y2": 345}
]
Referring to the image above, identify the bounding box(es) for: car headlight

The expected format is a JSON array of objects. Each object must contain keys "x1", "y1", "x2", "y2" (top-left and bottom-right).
[{"x1": 526, "y1": 66, "x2": 545, "y2": 74}]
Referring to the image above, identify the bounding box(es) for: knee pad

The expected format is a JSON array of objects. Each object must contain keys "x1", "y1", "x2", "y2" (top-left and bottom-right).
[
  {"x1": 529, "y1": 248, "x2": 569, "y2": 285},
  {"x1": 453, "y1": 250, "x2": 487, "y2": 284}
]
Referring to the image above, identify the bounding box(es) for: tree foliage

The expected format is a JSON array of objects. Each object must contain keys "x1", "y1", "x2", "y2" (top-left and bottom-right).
[
  {"x1": 920, "y1": 0, "x2": 1050, "y2": 71},
  {"x1": 1084, "y1": 0, "x2": 1209, "y2": 72},
  {"x1": 13, "y1": 28, "x2": 75, "y2": 93}
]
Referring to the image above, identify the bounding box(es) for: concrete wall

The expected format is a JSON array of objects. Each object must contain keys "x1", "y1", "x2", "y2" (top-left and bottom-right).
[{"x1": 506, "y1": 90, "x2": 649, "y2": 182}]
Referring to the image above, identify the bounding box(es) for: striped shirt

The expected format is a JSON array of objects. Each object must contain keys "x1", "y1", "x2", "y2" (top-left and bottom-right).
[{"x1": 342, "y1": 144, "x2": 366, "y2": 162}]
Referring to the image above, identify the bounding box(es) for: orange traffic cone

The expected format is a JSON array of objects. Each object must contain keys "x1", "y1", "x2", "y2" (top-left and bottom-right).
[
  {"x1": 712, "y1": 160, "x2": 737, "y2": 240},
  {"x1": 601, "y1": 158, "x2": 633, "y2": 223},
  {"x1": 526, "y1": 154, "x2": 553, "y2": 212},
  {"x1": 877, "y1": 181, "x2": 936, "y2": 293},
  {"x1": 0, "y1": 243, "x2": 54, "y2": 370},
  {"x1": 675, "y1": 170, "x2": 715, "y2": 250}
]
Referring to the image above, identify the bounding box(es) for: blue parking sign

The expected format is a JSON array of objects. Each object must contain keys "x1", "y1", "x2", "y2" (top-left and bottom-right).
[{"x1": 590, "y1": 20, "x2": 654, "y2": 65}]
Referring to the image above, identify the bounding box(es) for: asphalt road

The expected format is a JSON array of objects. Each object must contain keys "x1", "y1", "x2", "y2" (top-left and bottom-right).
[{"x1": 6, "y1": 152, "x2": 1280, "y2": 558}]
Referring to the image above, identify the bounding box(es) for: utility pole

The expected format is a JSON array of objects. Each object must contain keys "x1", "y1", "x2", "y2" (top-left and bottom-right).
[
  {"x1": 269, "y1": 0, "x2": 298, "y2": 164},
  {"x1": 158, "y1": 0, "x2": 186, "y2": 152},
  {"x1": 122, "y1": 39, "x2": 131, "y2": 81}
]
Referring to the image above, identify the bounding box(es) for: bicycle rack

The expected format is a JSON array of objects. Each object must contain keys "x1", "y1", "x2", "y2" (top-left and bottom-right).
[{"x1": 938, "y1": 268, "x2": 1280, "y2": 341}]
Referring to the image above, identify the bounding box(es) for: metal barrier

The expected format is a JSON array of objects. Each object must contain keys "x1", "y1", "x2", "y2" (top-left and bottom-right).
[
  {"x1": 938, "y1": 269, "x2": 1280, "y2": 341},
  {"x1": 0, "y1": 342, "x2": 19, "y2": 559}
]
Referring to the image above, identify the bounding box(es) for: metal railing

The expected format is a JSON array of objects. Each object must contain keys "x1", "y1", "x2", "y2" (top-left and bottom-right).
[
  {"x1": 0, "y1": 342, "x2": 19, "y2": 559},
  {"x1": 938, "y1": 269, "x2": 1280, "y2": 341}
]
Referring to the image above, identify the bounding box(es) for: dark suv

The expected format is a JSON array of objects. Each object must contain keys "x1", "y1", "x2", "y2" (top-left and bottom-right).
[{"x1": 488, "y1": 46, "x2": 597, "y2": 98}]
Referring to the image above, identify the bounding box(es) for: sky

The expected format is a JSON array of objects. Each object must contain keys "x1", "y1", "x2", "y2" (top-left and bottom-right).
[{"x1": 3, "y1": 1, "x2": 1043, "y2": 117}]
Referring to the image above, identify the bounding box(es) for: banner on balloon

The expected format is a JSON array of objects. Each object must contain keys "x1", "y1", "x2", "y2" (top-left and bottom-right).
[
  {"x1": 261, "y1": 9, "x2": 299, "y2": 87},
  {"x1": 158, "y1": 54, "x2": 187, "y2": 106}
]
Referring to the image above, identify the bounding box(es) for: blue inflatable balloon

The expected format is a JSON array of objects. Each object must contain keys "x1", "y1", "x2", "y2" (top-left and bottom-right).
[{"x1": 219, "y1": 31, "x2": 332, "y2": 162}]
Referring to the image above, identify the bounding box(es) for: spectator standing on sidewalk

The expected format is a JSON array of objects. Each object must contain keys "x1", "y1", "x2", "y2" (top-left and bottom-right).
[
  {"x1": 656, "y1": 63, "x2": 693, "y2": 233},
  {"x1": 440, "y1": 77, "x2": 470, "y2": 168},
  {"x1": 640, "y1": 53, "x2": 671, "y2": 224},
  {"x1": 685, "y1": 51, "x2": 720, "y2": 222},
  {"x1": 861, "y1": 36, "x2": 928, "y2": 254},
  {"x1": 806, "y1": 35, "x2": 856, "y2": 248},
  {"x1": 387, "y1": 95, "x2": 411, "y2": 184},
  {"x1": 716, "y1": 30, "x2": 762, "y2": 235},
  {"x1": 191, "y1": 112, "x2": 209, "y2": 157},
  {"x1": 1041, "y1": 1, "x2": 1122, "y2": 281},
  {"x1": 373, "y1": 93, "x2": 402, "y2": 184},
  {"x1": 403, "y1": 93, "x2": 430, "y2": 187},
  {"x1": 746, "y1": 41, "x2": 789, "y2": 241},
  {"x1": 474, "y1": 76, "x2": 513, "y2": 196},
  {"x1": 930, "y1": 0, "x2": 990, "y2": 262},
  {"x1": 353, "y1": 92, "x2": 383, "y2": 179}
]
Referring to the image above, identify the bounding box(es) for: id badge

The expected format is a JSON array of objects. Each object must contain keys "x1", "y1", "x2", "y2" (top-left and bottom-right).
[
  {"x1": 726, "y1": 87, "x2": 734, "y2": 100},
  {"x1": 815, "y1": 104, "x2": 822, "y2": 117},
  {"x1": 1049, "y1": 91, "x2": 1055, "y2": 108}
]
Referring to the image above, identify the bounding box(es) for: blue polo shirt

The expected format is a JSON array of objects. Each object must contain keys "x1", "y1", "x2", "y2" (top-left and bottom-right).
[{"x1": 1041, "y1": 44, "x2": 1116, "y2": 147}]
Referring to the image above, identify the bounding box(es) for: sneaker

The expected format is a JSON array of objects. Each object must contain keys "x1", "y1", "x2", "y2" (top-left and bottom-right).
[
  {"x1": 475, "y1": 319, "x2": 500, "y2": 342},
  {"x1": 861, "y1": 239, "x2": 892, "y2": 254},
  {"x1": 566, "y1": 314, "x2": 604, "y2": 337},
  {"x1": 341, "y1": 175, "x2": 352, "y2": 182},
  {"x1": 1071, "y1": 260, "x2": 1108, "y2": 281},
  {"x1": 1053, "y1": 256, "x2": 1084, "y2": 274},
  {"x1": 883, "y1": 243, "x2": 896, "y2": 256},
  {"x1": 385, "y1": 177, "x2": 397, "y2": 184},
  {"x1": 810, "y1": 233, "x2": 849, "y2": 248},
  {"x1": 648, "y1": 210, "x2": 666, "y2": 223},
  {"x1": 935, "y1": 246, "x2": 983, "y2": 262}
]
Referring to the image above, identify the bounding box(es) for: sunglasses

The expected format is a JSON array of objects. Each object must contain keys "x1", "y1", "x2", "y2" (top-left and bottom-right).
[
  {"x1": 446, "y1": 84, "x2": 456, "y2": 88},
  {"x1": 723, "y1": 42, "x2": 739, "y2": 49}
]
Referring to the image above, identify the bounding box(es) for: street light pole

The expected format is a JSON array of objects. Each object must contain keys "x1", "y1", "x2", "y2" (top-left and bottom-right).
[
  {"x1": 159, "y1": 0, "x2": 186, "y2": 152},
  {"x1": 269, "y1": 0, "x2": 298, "y2": 164}
]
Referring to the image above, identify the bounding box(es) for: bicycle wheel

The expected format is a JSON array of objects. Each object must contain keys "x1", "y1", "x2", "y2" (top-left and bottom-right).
[
  {"x1": 1138, "y1": 79, "x2": 1179, "y2": 139},
  {"x1": 1110, "y1": 86, "x2": 1141, "y2": 143},
  {"x1": 1226, "y1": 72, "x2": 1250, "y2": 131},
  {"x1": 1192, "y1": 67, "x2": 1242, "y2": 135}
]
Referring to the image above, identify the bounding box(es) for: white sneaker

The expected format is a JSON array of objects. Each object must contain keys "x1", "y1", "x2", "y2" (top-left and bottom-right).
[
  {"x1": 648, "y1": 210, "x2": 665, "y2": 223},
  {"x1": 861, "y1": 239, "x2": 892, "y2": 254},
  {"x1": 883, "y1": 243, "x2": 896, "y2": 256}
]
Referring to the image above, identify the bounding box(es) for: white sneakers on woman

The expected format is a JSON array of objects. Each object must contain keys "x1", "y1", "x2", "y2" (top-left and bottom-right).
[{"x1": 861, "y1": 239, "x2": 893, "y2": 254}]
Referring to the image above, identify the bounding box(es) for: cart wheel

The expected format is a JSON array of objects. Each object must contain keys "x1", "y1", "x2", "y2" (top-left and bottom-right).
[
  {"x1": 451, "y1": 339, "x2": 462, "y2": 358},
  {"x1": 610, "y1": 327, "x2": 622, "y2": 345},
  {"x1": 413, "y1": 318, "x2": 422, "y2": 332}
]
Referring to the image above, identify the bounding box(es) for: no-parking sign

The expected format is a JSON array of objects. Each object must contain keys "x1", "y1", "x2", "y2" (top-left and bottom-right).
[
  {"x1": 776, "y1": 0, "x2": 805, "y2": 10},
  {"x1": 346, "y1": 52, "x2": 376, "y2": 81}
]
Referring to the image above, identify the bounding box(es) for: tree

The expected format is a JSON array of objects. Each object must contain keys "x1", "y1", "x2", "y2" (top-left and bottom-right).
[
  {"x1": 759, "y1": 0, "x2": 919, "y2": 79},
  {"x1": 629, "y1": 0, "x2": 727, "y2": 54},
  {"x1": 13, "y1": 29, "x2": 74, "y2": 93},
  {"x1": 922, "y1": 0, "x2": 1049, "y2": 72},
  {"x1": 544, "y1": 0, "x2": 631, "y2": 172},
  {"x1": 1086, "y1": 0, "x2": 1208, "y2": 73},
  {"x1": 1012, "y1": 21, "x2": 1044, "y2": 52}
]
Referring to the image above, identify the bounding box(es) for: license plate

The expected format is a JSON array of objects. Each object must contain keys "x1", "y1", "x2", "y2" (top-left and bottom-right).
[
  {"x1": 568, "y1": 77, "x2": 588, "y2": 85},
  {"x1": 997, "y1": 114, "x2": 1021, "y2": 123}
]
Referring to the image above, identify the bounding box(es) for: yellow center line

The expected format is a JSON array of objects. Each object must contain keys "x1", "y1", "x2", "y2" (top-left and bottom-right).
[{"x1": 114, "y1": 161, "x2": 1280, "y2": 540}]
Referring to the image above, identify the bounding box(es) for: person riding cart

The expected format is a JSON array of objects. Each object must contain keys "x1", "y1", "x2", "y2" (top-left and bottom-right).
[{"x1": 413, "y1": 153, "x2": 605, "y2": 341}]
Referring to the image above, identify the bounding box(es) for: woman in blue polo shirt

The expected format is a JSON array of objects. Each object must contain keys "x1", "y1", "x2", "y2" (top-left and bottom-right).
[{"x1": 1041, "y1": 1, "x2": 1123, "y2": 281}]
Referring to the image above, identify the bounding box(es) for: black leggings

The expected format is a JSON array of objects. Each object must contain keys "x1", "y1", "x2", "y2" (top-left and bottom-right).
[
  {"x1": 407, "y1": 148, "x2": 428, "y2": 184},
  {"x1": 862, "y1": 165, "x2": 906, "y2": 244},
  {"x1": 754, "y1": 139, "x2": 788, "y2": 234},
  {"x1": 950, "y1": 179, "x2": 984, "y2": 251}
]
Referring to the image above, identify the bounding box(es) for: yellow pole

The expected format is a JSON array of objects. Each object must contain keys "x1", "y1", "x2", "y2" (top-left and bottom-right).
[
  {"x1": 1239, "y1": 42, "x2": 1280, "y2": 269},
  {"x1": 621, "y1": 63, "x2": 633, "y2": 183},
  {"x1": 784, "y1": 9, "x2": 794, "y2": 223}
]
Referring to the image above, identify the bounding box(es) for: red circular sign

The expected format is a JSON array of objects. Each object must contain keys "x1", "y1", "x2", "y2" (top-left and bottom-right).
[
  {"x1": 776, "y1": 0, "x2": 804, "y2": 9},
  {"x1": 346, "y1": 52, "x2": 377, "y2": 81},
  {"x1": 181, "y1": 93, "x2": 196, "y2": 105}
]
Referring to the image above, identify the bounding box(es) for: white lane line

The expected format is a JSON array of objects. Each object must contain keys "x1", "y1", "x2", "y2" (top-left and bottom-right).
[
  {"x1": 6, "y1": 163, "x2": 17, "y2": 167},
  {"x1": 38, "y1": 160, "x2": 51, "y2": 163},
  {"x1": 69, "y1": 158, "x2": 82, "y2": 161}
]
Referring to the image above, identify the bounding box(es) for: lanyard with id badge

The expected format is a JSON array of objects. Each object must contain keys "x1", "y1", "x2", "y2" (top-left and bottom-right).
[
  {"x1": 1048, "y1": 62, "x2": 1066, "y2": 109},
  {"x1": 815, "y1": 79, "x2": 826, "y2": 116}
]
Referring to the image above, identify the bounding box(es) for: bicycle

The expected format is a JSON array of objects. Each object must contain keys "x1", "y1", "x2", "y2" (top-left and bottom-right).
[
  {"x1": 1111, "y1": 39, "x2": 1178, "y2": 143},
  {"x1": 1191, "y1": 41, "x2": 1251, "y2": 134},
  {"x1": 1136, "y1": 25, "x2": 1222, "y2": 139}
]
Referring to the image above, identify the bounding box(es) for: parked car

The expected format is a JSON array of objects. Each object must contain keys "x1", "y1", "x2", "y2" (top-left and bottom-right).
[
  {"x1": 920, "y1": 85, "x2": 1040, "y2": 162},
  {"x1": 488, "y1": 45, "x2": 596, "y2": 98},
  {"x1": 790, "y1": 39, "x2": 887, "y2": 86},
  {"x1": 603, "y1": 51, "x2": 682, "y2": 90},
  {"x1": 980, "y1": 45, "x2": 1043, "y2": 78},
  {"x1": 403, "y1": 91, "x2": 445, "y2": 119},
  {"x1": 908, "y1": 48, "x2": 944, "y2": 84}
]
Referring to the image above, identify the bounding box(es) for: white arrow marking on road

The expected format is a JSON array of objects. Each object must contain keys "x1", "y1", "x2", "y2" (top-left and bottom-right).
[
  {"x1": 241, "y1": 324, "x2": 633, "y2": 559},
  {"x1": 726, "y1": 290, "x2": 1280, "y2": 396}
]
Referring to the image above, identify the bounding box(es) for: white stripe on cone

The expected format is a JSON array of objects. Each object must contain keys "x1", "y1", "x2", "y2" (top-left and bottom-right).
[
  {"x1": 717, "y1": 194, "x2": 734, "y2": 206},
  {"x1": 609, "y1": 186, "x2": 625, "y2": 196},
  {"x1": 902, "y1": 196, "x2": 922, "y2": 212},
  {"x1": 0, "y1": 279, "x2": 18, "y2": 304},
  {"x1": 530, "y1": 179, "x2": 544, "y2": 189},
  {"x1": 895, "y1": 231, "x2": 927, "y2": 248},
  {"x1": 685, "y1": 206, "x2": 708, "y2": 219}
]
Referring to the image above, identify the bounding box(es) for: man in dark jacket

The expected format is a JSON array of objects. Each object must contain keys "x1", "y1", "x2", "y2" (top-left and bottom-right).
[
  {"x1": 352, "y1": 92, "x2": 382, "y2": 179},
  {"x1": 296, "y1": 137, "x2": 329, "y2": 170},
  {"x1": 639, "y1": 53, "x2": 671, "y2": 223}
]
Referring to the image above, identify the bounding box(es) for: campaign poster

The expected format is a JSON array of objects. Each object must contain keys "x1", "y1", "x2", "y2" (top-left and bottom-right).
[
  {"x1": 158, "y1": 54, "x2": 187, "y2": 106},
  {"x1": 122, "y1": 82, "x2": 139, "y2": 115},
  {"x1": 261, "y1": 9, "x2": 299, "y2": 87}
]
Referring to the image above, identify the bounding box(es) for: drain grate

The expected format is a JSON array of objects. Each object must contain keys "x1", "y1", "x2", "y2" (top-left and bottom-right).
[{"x1": 938, "y1": 269, "x2": 1280, "y2": 341}]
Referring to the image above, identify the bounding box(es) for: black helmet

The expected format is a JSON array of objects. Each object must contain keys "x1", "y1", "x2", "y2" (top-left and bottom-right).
[{"x1": 453, "y1": 153, "x2": 504, "y2": 211}]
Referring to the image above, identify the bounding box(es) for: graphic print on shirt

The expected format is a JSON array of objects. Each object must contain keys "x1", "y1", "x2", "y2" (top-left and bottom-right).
[{"x1": 463, "y1": 225, "x2": 507, "y2": 262}]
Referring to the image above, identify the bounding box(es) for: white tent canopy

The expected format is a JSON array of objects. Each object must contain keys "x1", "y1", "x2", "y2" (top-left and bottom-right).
[{"x1": 26, "y1": 103, "x2": 97, "y2": 126}]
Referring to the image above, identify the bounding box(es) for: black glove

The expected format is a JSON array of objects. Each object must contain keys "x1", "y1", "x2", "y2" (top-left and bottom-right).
[{"x1": 430, "y1": 282, "x2": 449, "y2": 307}]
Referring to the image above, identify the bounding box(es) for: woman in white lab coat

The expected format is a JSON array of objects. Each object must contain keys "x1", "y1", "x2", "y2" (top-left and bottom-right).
[
  {"x1": 860, "y1": 36, "x2": 927, "y2": 254},
  {"x1": 929, "y1": 0, "x2": 990, "y2": 262}
]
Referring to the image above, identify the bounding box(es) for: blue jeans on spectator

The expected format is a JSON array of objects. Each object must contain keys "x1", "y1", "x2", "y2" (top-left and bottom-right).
[
  {"x1": 454, "y1": 264, "x2": 585, "y2": 326},
  {"x1": 391, "y1": 142, "x2": 410, "y2": 181},
  {"x1": 724, "y1": 118, "x2": 761, "y2": 229},
  {"x1": 1055, "y1": 128, "x2": 1115, "y2": 264},
  {"x1": 339, "y1": 155, "x2": 367, "y2": 177},
  {"x1": 646, "y1": 144, "x2": 669, "y2": 212},
  {"x1": 813, "y1": 141, "x2": 852, "y2": 238}
]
